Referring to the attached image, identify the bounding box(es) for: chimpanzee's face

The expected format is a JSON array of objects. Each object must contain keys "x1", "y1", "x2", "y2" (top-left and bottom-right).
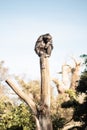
[{"x1": 43, "y1": 37, "x2": 49, "y2": 44}]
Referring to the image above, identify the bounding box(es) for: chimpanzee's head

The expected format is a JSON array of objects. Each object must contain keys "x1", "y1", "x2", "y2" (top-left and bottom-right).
[{"x1": 43, "y1": 33, "x2": 52, "y2": 44}]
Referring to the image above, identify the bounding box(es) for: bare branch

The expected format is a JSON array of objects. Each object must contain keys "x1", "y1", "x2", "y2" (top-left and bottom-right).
[
  {"x1": 6, "y1": 78, "x2": 37, "y2": 115},
  {"x1": 71, "y1": 56, "x2": 81, "y2": 67},
  {"x1": 52, "y1": 78, "x2": 65, "y2": 94}
]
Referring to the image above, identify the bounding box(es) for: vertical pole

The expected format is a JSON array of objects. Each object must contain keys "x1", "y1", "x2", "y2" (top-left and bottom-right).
[
  {"x1": 40, "y1": 56, "x2": 50, "y2": 109},
  {"x1": 39, "y1": 56, "x2": 52, "y2": 130}
]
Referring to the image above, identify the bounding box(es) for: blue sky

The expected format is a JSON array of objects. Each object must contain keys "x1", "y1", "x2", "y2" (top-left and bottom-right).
[{"x1": 0, "y1": 0, "x2": 87, "y2": 80}]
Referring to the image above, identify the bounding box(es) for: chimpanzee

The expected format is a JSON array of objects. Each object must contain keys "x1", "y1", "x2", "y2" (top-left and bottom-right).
[{"x1": 34, "y1": 33, "x2": 53, "y2": 57}]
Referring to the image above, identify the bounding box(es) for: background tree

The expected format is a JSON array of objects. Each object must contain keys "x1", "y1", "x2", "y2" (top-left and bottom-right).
[
  {"x1": 53, "y1": 57, "x2": 81, "y2": 94},
  {"x1": 73, "y1": 54, "x2": 87, "y2": 129}
]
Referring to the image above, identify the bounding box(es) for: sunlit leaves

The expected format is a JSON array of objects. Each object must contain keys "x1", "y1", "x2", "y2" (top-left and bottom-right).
[{"x1": 0, "y1": 101, "x2": 35, "y2": 130}]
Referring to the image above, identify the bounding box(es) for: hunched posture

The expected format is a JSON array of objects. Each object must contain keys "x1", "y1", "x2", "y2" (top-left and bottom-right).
[{"x1": 35, "y1": 33, "x2": 53, "y2": 57}]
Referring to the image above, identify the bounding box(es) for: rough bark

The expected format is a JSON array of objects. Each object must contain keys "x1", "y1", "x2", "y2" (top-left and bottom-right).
[
  {"x1": 39, "y1": 57, "x2": 53, "y2": 130},
  {"x1": 40, "y1": 57, "x2": 50, "y2": 109}
]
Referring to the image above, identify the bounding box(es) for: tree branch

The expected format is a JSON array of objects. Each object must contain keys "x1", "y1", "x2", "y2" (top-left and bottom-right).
[{"x1": 6, "y1": 78, "x2": 37, "y2": 115}]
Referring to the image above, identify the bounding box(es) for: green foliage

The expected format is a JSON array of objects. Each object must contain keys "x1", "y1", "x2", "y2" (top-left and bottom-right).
[
  {"x1": 61, "y1": 99, "x2": 79, "y2": 109},
  {"x1": 0, "y1": 101, "x2": 35, "y2": 130},
  {"x1": 73, "y1": 54, "x2": 87, "y2": 129},
  {"x1": 77, "y1": 54, "x2": 87, "y2": 93},
  {"x1": 73, "y1": 100, "x2": 87, "y2": 122},
  {"x1": 0, "y1": 97, "x2": 13, "y2": 130},
  {"x1": 66, "y1": 89, "x2": 77, "y2": 100},
  {"x1": 80, "y1": 54, "x2": 87, "y2": 69},
  {"x1": 52, "y1": 114, "x2": 66, "y2": 130},
  {"x1": 77, "y1": 71, "x2": 87, "y2": 93}
]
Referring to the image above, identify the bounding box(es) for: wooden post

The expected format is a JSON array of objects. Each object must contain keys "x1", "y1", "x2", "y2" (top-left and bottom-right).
[
  {"x1": 39, "y1": 56, "x2": 53, "y2": 130},
  {"x1": 40, "y1": 56, "x2": 50, "y2": 109}
]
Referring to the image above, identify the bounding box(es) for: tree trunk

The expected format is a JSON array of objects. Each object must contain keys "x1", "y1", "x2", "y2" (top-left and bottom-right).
[{"x1": 38, "y1": 56, "x2": 53, "y2": 130}]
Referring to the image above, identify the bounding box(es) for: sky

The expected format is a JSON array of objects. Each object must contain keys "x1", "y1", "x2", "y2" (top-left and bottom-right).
[{"x1": 0, "y1": 0, "x2": 87, "y2": 80}]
